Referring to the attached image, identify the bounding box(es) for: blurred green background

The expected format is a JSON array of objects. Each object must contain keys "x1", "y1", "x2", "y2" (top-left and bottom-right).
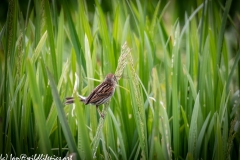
[{"x1": 1, "y1": 0, "x2": 240, "y2": 159}]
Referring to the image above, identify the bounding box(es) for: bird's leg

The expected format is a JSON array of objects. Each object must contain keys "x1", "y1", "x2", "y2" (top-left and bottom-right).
[{"x1": 96, "y1": 105, "x2": 104, "y2": 118}]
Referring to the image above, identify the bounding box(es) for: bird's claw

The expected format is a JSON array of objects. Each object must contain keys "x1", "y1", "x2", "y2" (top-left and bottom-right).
[{"x1": 100, "y1": 113, "x2": 105, "y2": 119}]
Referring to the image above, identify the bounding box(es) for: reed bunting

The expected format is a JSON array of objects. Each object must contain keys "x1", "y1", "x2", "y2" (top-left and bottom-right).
[{"x1": 65, "y1": 73, "x2": 118, "y2": 118}]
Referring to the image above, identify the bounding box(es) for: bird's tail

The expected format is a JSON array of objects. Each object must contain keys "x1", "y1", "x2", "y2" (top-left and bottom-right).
[{"x1": 65, "y1": 95, "x2": 86, "y2": 104}]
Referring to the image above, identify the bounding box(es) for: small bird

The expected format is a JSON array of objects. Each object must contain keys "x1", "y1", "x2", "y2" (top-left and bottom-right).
[{"x1": 65, "y1": 73, "x2": 118, "y2": 118}]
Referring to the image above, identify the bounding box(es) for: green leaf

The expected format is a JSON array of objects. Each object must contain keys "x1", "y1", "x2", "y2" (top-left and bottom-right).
[
  {"x1": 27, "y1": 59, "x2": 52, "y2": 154},
  {"x1": 181, "y1": 106, "x2": 190, "y2": 139},
  {"x1": 172, "y1": 23, "x2": 180, "y2": 158},
  {"x1": 44, "y1": 0, "x2": 58, "y2": 80},
  {"x1": 159, "y1": 102, "x2": 172, "y2": 160},
  {"x1": 60, "y1": 0, "x2": 86, "y2": 73},
  {"x1": 74, "y1": 94, "x2": 92, "y2": 160},
  {"x1": 32, "y1": 31, "x2": 48, "y2": 63},
  {"x1": 227, "y1": 48, "x2": 240, "y2": 91},
  {"x1": 196, "y1": 112, "x2": 211, "y2": 158},
  {"x1": 46, "y1": 68, "x2": 80, "y2": 158},
  {"x1": 108, "y1": 108, "x2": 127, "y2": 160},
  {"x1": 188, "y1": 93, "x2": 200, "y2": 159}
]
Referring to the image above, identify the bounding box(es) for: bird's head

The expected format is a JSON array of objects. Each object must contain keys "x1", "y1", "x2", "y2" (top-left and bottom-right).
[{"x1": 105, "y1": 73, "x2": 118, "y2": 85}]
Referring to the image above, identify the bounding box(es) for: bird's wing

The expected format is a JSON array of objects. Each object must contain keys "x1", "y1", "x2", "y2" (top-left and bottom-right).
[{"x1": 85, "y1": 82, "x2": 113, "y2": 104}]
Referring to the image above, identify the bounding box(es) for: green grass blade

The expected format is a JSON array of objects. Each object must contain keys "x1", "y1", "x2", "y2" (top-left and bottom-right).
[
  {"x1": 60, "y1": 0, "x2": 86, "y2": 73},
  {"x1": 104, "y1": 113, "x2": 117, "y2": 159},
  {"x1": 196, "y1": 112, "x2": 211, "y2": 158},
  {"x1": 84, "y1": 34, "x2": 98, "y2": 136},
  {"x1": 222, "y1": 111, "x2": 229, "y2": 160},
  {"x1": 74, "y1": 94, "x2": 92, "y2": 160},
  {"x1": 183, "y1": 66, "x2": 197, "y2": 99},
  {"x1": 213, "y1": 116, "x2": 224, "y2": 160},
  {"x1": 56, "y1": 9, "x2": 64, "y2": 77},
  {"x1": 79, "y1": 0, "x2": 93, "y2": 46},
  {"x1": 159, "y1": 102, "x2": 172, "y2": 160},
  {"x1": 26, "y1": 59, "x2": 52, "y2": 154},
  {"x1": 188, "y1": 93, "x2": 200, "y2": 159},
  {"x1": 44, "y1": 0, "x2": 58, "y2": 81},
  {"x1": 149, "y1": 100, "x2": 159, "y2": 160},
  {"x1": 214, "y1": 0, "x2": 232, "y2": 106},
  {"x1": 216, "y1": 0, "x2": 232, "y2": 66},
  {"x1": 108, "y1": 108, "x2": 127, "y2": 160},
  {"x1": 32, "y1": 31, "x2": 48, "y2": 63},
  {"x1": 181, "y1": 106, "x2": 190, "y2": 139},
  {"x1": 150, "y1": 0, "x2": 161, "y2": 35},
  {"x1": 0, "y1": 0, "x2": 238, "y2": 158},
  {"x1": 226, "y1": 48, "x2": 240, "y2": 91},
  {"x1": 95, "y1": 0, "x2": 115, "y2": 72},
  {"x1": 113, "y1": 5, "x2": 120, "y2": 44},
  {"x1": 33, "y1": 0, "x2": 41, "y2": 45},
  {"x1": 46, "y1": 68, "x2": 80, "y2": 158},
  {"x1": 172, "y1": 23, "x2": 180, "y2": 158},
  {"x1": 158, "y1": 23, "x2": 171, "y2": 108}
]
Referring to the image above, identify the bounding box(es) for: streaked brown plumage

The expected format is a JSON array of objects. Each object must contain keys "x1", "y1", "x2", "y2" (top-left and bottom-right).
[{"x1": 65, "y1": 73, "x2": 118, "y2": 118}]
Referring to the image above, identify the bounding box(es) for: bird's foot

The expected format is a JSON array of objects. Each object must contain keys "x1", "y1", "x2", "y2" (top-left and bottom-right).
[
  {"x1": 100, "y1": 113, "x2": 105, "y2": 119},
  {"x1": 97, "y1": 106, "x2": 105, "y2": 119}
]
